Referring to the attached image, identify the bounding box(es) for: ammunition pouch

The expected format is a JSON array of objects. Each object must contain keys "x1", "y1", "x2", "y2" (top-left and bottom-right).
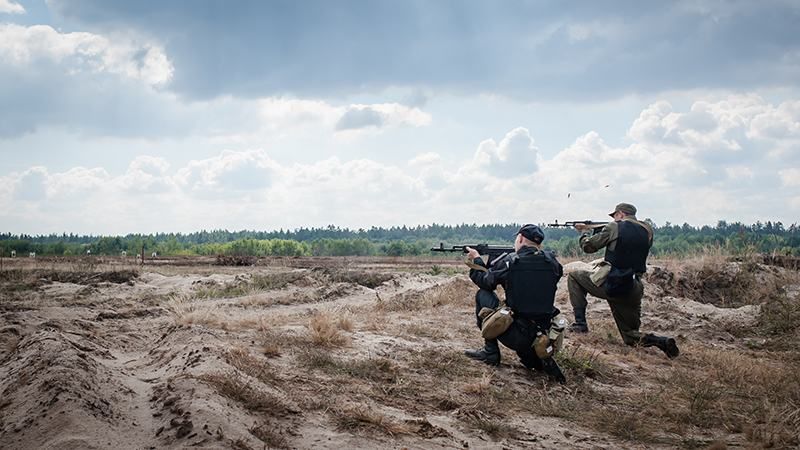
[
  {"x1": 533, "y1": 333, "x2": 553, "y2": 359},
  {"x1": 531, "y1": 313, "x2": 568, "y2": 359},
  {"x1": 481, "y1": 306, "x2": 514, "y2": 339},
  {"x1": 547, "y1": 313, "x2": 567, "y2": 354}
]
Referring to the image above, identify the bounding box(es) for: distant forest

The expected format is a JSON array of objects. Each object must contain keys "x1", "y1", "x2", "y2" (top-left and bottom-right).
[{"x1": 1, "y1": 220, "x2": 798, "y2": 258}]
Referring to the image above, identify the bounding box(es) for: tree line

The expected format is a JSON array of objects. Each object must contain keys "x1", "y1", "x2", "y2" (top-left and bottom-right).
[{"x1": 1, "y1": 220, "x2": 798, "y2": 258}]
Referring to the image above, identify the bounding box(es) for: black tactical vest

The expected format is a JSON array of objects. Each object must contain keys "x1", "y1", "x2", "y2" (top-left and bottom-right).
[
  {"x1": 505, "y1": 250, "x2": 561, "y2": 318},
  {"x1": 604, "y1": 220, "x2": 650, "y2": 273}
]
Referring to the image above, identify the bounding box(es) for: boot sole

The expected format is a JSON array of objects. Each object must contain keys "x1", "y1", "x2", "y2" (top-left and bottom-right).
[
  {"x1": 464, "y1": 353, "x2": 500, "y2": 366},
  {"x1": 465, "y1": 356, "x2": 500, "y2": 366}
]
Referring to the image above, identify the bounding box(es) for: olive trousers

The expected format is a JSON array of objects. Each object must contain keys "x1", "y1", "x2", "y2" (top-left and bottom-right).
[{"x1": 567, "y1": 269, "x2": 644, "y2": 345}]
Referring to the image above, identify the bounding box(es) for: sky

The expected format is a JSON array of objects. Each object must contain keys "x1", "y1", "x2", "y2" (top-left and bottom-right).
[{"x1": 1, "y1": 0, "x2": 799, "y2": 235}]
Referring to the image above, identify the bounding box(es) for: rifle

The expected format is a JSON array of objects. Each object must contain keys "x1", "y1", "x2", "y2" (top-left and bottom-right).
[
  {"x1": 430, "y1": 243, "x2": 514, "y2": 271},
  {"x1": 547, "y1": 220, "x2": 608, "y2": 234}
]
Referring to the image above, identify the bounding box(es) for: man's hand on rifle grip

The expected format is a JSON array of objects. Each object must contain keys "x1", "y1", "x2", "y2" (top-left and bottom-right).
[{"x1": 465, "y1": 246, "x2": 480, "y2": 260}]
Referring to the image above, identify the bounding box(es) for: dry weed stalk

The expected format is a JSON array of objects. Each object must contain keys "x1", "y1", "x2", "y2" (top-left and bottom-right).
[
  {"x1": 461, "y1": 371, "x2": 494, "y2": 395},
  {"x1": 605, "y1": 345, "x2": 800, "y2": 447},
  {"x1": 374, "y1": 278, "x2": 472, "y2": 312},
  {"x1": 225, "y1": 347, "x2": 280, "y2": 385},
  {"x1": 459, "y1": 409, "x2": 519, "y2": 439},
  {"x1": 331, "y1": 403, "x2": 412, "y2": 436},
  {"x1": 297, "y1": 348, "x2": 398, "y2": 384},
  {"x1": 653, "y1": 252, "x2": 796, "y2": 308},
  {"x1": 404, "y1": 322, "x2": 450, "y2": 339},
  {"x1": 308, "y1": 311, "x2": 351, "y2": 347},
  {"x1": 199, "y1": 371, "x2": 292, "y2": 416},
  {"x1": 167, "y1": 293, "x2": 222, "y2": 327},
  {"x1": 257, "y1": 319, "x2": 282, "y2": 357},
  {"x1": 555, "y1": 344, "x2": 609, "y2": 381},
  {"x1": 1, "y1": 333, "x2": 21, "y2": 358},
  {"x1": 249, "y1": 422, "x2": 289, "y2": 449}
]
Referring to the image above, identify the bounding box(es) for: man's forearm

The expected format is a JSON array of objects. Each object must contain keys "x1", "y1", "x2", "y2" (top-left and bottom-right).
[{"x1": 580, "y1": 228, "x2": 612, "y2": 253}]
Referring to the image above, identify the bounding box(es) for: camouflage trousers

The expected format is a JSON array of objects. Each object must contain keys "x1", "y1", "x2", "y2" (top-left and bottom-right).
[{"x1": 567, "y1": 270, "x2": 644, "y2": 345}]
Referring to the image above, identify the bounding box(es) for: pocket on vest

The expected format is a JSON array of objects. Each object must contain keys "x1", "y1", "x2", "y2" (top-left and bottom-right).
[{"x1": 604, "y1": 267, "x2": 635, "y2": 296}]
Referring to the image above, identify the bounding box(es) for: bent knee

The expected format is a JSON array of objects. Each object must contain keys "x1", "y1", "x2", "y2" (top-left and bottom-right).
[{"x1": 567, "y1": 270, "x2": 585, "y2": 285}]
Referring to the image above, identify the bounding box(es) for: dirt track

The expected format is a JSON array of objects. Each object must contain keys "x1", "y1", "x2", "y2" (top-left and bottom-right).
[{"x1": 1, "y1": 256, "x2": 798, "y2": 449}]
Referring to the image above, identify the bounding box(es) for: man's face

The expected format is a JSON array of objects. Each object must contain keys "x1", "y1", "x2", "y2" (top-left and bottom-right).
[{"x1": 613, "y1": 210, "x2": 624, "y2": 220}]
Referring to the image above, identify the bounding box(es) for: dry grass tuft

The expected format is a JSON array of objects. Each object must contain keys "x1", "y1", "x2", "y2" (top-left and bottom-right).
[
  {"x1": 461, "y1": 372, "x2": 493, "y2": 395},
  {"x1": 308, "y1": 311, "x2": 351, "y2": 347},
  {"x1": 331, "y1": 403, "x2": 412, "y2": 436},
  {"x1": 199, "y1": 371, "x2": 293, "y2": 416},
  {"x1": 533, "y1": 386, "x2": 581, "y2": 419},
  {"x1": 375, "y1": 278, "x2": 473, "y2": 312},
  {"x1": 404, "y1": 322, "x2": 450, "y2": 339},
  {"x1": 321, "y1": 268, "x2": 394, "y2": 289},
  {"x1": 167, "y1": 294, "x2": 264, "y2": 331},
  {"x1": 758, "y1": 284, "x2": 800, "y2": 349},
  {"x1": 555, "y1": 345, "x2": 609, "y2": 381},
  {"x1": 650, "y1": 255, "x2": 794, "y2": 308},
  {"x1": 257, "y1": 320, "x2": 283, "y2": 357},
  {"x1": 0, "y1": 334, "x2": 21, "y2": 360},
  {"x1": 249, "y1": 422, "x2": 290, "y2": 449},
  {"x1": 568, "y1": 344, "x2": 800, "y2": 447},
  {"x1": 225, "y1": 347, "x2": 280, "y2": 384},
  {"x1": 460, "y1": 409, "x2": 519, "y2": 439},
  {"x1": 167, "y1": 293, "x2": 224, "y2": 327},
  {"x1": 334, "y1": 309, "x2": 354, "y2": 332},
  {"x1": 193, "y1": 271, "x2": 307, "y2": 299},
  {"x1": 297, "y1": 349, "x2": 398, "y2": 384},
  {"x1": 586, "y1": 406, "x2": 657, "y2": 442},
  {"x1": 660, "y1": 348, "x2": 800, "y2": 446},
  {"x1": 407, "y1": 348, "x2": 483, "y2": 381}
]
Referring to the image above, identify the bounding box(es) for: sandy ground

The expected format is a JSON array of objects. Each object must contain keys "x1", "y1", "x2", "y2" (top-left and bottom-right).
[{"x1": 0, "y1": 255, "x2": 797, "y2": 449}]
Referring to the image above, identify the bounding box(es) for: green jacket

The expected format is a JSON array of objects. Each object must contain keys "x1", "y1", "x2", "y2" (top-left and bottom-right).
[{"x1": 579, "y1": 215, "x2": 653, "y2": 254}]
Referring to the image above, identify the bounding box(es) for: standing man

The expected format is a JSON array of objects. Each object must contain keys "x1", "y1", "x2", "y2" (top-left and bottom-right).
[
  {"x1": 464, "y1": 224, "x2": 567, "y2": 383},
  {"x1": 568, "y1": 203, "x2": 679, "y2": 358}
]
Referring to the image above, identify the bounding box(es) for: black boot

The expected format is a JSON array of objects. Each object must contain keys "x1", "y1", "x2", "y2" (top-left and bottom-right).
[
  {"x1": 569, "y1": 309, "x2": 589, "y2": 333},
  {"x1": 541, "y1": 358, "x2": 567, "y2": 384},
  {"x1": 641, "y1": 334, "x2": 680, "y2": 359},
  {"x1": 464, "y1": 339, "x2": 500, "y2": 366}
]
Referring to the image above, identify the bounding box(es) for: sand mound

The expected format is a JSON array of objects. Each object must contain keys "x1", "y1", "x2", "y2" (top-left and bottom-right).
[{"x1": 1, "y1": 256, "x2": 798, "y2": 449}]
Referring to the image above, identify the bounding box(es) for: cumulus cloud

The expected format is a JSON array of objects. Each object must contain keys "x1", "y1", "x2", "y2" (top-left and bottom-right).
[
  {"x1": 335, "y1": 107, "x2": 384, "y2": 131},
  {"x1": 625, "y1": 95, "x2": 800, "y2": 178},
  {"x1": 536, "y1": 95, "x2": 800, "y2": 222},
  {"x1": 13, "y1": 167, "x2": 48, "y2": 201},
  {"x1": 407, "y1": 152, "x2": 448, "y2": 191},
  {"x1": 0, "y1": 23, "x2": 184, "y2": 139},
  {"x1": 48, "y1": 166, "x2": 110, "y2": 198},
  {"x1": 473, "y1": 127, "x2": 539, "y2": 177},
  {"x1": 335, "y1": 104, "x2": 431, "y2": 132},
  {"x1": 175, "y1": 150, "x2": 278, "y2": 192},
  {"x1": 118, "y1": 156, "x2": 173, "y2": 193},
  {"x1": 257, "y1": 98, "x2": 340, "y2": 131},
  {"x1": 0, "y1": 0, "x2": 24, "y2": 14},
  {"x1": 0, "y1": 24, "x2": 173, "y2": 86},
  {"x1": 248, "y1": 98, "x2": 432, "y2": 139},
  {"x1": 2, "y1": 95, "x2": 799, "y2": 234}
]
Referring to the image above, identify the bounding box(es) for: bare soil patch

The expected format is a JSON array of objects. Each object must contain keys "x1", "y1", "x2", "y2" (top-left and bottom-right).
[{"x1": 1, "y1": 255, "x2": 798, "y2": 449}]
